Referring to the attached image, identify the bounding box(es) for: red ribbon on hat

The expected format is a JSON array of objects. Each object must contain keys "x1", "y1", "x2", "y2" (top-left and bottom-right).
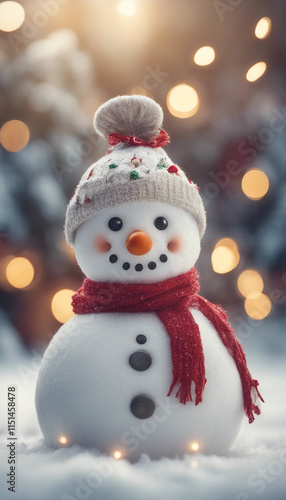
[{"x1": 107, "y1": 128, "x2": 170, "y2": 148}]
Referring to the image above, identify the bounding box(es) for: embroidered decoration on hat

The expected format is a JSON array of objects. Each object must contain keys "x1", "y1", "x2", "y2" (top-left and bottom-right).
[{"x1": 168, "y1": 165, "x2": 179, "y2": 175}]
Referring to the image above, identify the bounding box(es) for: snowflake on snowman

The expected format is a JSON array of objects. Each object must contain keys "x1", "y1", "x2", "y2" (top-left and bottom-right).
[{"x1": 36, "y1": 95, "x2": 263, "y2": 461}]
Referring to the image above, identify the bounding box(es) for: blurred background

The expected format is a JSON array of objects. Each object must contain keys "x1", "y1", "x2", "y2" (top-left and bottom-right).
[{"x1": 0, "y1": 0, "x2": 285, "y2": 355}]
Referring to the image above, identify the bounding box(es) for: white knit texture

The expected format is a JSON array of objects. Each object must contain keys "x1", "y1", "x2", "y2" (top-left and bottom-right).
[
  {"x1": 65, "y1": 145, "x2": 206, "y2": 246},
  {"x1": 94, "y1": 95, "x2": 164, "y2": 141},
  {"x1": 65, "y1": 96, "x2": 207, "y2": 246}
]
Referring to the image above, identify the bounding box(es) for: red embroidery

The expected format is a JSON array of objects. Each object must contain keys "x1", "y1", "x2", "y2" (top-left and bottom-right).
[
  {"x1": 107, "y1": 129, "x2": 170, "y2": 148},
  {"x1": 168, "y1": 165, "x2": 179, "y2": 175},
  {"x1": 87, "y1": 169, "x2": 94, "y2": 179}
]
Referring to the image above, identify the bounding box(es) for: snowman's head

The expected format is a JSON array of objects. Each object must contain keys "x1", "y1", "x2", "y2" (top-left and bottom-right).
[
  {"x1": 66, "y1": 95, "x2": 206, "y2": 279},
  {"x1": 74, "y1": 201, "x2": 200, "y2": 283}
]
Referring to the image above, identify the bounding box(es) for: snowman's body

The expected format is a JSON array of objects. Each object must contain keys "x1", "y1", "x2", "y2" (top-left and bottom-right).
[
  {"x1": 36, "y1": 306, "x2": 243, "y2": 460},
  {"x1": 35, "y1": 95, "x2": 256, "y2": 459}
]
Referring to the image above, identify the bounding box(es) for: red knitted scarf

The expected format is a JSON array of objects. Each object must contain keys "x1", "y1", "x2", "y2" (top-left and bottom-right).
[{"x1": 72, "y1": 268, "x2": 263, "y2": 423}]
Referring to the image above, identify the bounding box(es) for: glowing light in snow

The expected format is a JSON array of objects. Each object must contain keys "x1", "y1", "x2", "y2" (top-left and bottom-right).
[
  {"x1": 58, "y1": 436, "x2": 68, "y2": 445},
  {"x1": 113, "y1": 451, "x2": 122, "y2": 459},
  {"x1": 191, "y1": 442, "x2": 200, "y2": 451},
  {"x1": 191, "y1": 460, "x2": 199, "y2": 468}
]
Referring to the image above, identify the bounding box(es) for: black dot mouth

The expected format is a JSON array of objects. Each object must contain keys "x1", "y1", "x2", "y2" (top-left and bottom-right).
[
  {"x1": 148, "y1": 261, "x2": 156, "y2": 270},
  {"x1": 109, "y1": 255, "x2": 168, "y2": 271},
  {"x1": 159, "y1": 254, "x2": 168, "y2": 263},
  {"x1": 109, "y1": 254, "x2": 118, "y2": 263},
  {"x1": 135, "y1": 264, "x2": 143, "y2": 272}
]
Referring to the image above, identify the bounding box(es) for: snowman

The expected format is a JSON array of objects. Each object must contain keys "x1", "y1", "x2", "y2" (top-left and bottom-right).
[{"x1": 35, "y1": 95, "x2": 263, "y2": 461}]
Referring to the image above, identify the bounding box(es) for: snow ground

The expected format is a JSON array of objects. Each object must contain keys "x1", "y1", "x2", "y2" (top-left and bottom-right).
[{"x1": 0, "y1": 323, "x2": 286, "y2": 500}]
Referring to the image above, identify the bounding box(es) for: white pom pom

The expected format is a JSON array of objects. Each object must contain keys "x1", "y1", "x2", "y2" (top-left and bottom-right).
[{"x1": 94, "y1": 95, "x2": 163, "y2": 141}]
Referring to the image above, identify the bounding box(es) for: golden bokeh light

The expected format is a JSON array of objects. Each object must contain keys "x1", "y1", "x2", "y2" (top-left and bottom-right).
[
  {"x1": 194, "y1": 46, "x2": 215, "y2": 66},
  {"x1": 212, "y1": 238, "x2": 240, "y2": 274},
  {"x1": 244, "y1": 293, "x2": 272, "y2": 320},
  {"x1": 117, "y1": 0, "x2": 137, "y2": 16},
  {"x1": 241, "y1": 169, "x2": 269, "y2": 200},
  {"x1": 255, "y1": 17, "x2": 271, "y2": 39},
  {"x1": 246, "y1": 62, "x2": 267, "y2": 82},
  {"x1": 51, "y1": 289, "x2": 75, "y2": 324},
  {"x1": 0, "y1": 120, "x2": 30, "y2": 152},
  {"x1": 190, "y1": 442, "x2": 200, "y2": 452},
  {"x1": 237, "y1": 270, "x2": 264, "y2": 299},
  {"x1": 58, "y1": 435, "x2": 68, "y2": 445},
  {"x1": 167, "y1": 84, "x2": 199, "y2": 119},
  {"x1": 6, "y1": 257, "x2": 34, "y2": 289},
  {"x1": 0, "y1": 1, "x2": 25, "y2": 32},
  {"x1": 113, "y1": 450, "x2": 122, "y2": 459}
]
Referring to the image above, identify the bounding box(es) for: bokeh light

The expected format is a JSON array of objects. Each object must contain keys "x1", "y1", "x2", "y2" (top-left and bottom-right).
[
  {"x1": 244, "y1": 293, "x2": 272, "y2": 320},
  {"x1": 58, "y1": 435, "x2": 68, "y2": 445},
  {"x1": 167, "y1": 84, "x2": 199, "y2": 118},
  {"x1": 0, "y1": 1, "x2": 25, "y2": 32},
  {"x1": 212, "y1": 238, "x2": 240, "y2": 274},
  {"x1": 237, "y1": 270, "x2": 264, "y2": 298},
  {"x1": 6, "y1": 257, "x2": 34, "y2": 289},
  {"x1": 246, "y1": 62, "x2": 267, "y2": 82},
  {"x1": 194, "y1": 46, "x2": 215, "y2": 66},
  {"x1": 117, "y1": 0, "x2": 137, "y2": 16},
  {"x1": 51, "y1": 289, "x2": 75, "y2": 324},
  {"x1": 255, "y1": 17, "x2": 271, "y2": 39},
  {"x1": 0, "y1": 120, "x2": 30, "y2": 152},
  {"x1": 241, "y1": 169, "x2": 269, "y2": 200},
  {"x1": 113, "y1": 450, "x2": 122, "y2": 459},
  {"x1": 190, "y1": 442, "x2": 200, "y2": 452}
]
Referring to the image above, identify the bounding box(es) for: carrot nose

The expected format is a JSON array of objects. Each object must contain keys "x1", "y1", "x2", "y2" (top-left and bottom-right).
[{"x1": 126, "y1": 230, "x2": 153, "y2": 255}]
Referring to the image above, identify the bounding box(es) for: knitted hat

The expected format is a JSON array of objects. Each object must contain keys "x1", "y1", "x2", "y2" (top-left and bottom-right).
[{"x1": 65, "y1": 95, "x2": 206, "y2": 247}]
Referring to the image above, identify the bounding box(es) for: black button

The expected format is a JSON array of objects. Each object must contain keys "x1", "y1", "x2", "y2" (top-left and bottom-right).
[
  {"x1": 109, "y1": 254, "x2": 118, "y2": 263},
  {"x1": 129, "y1": 351, "x2": 152, "y2": 371},
  {"x1": 148, "y1": 261, "x2": 157, "y2": 270},
  {"x1": 136, "y1": 334, "x2": 147, "y2": 345},
  {"x1": 130, "y1": 394, "x2": 155, "y2": 419},
  {"x1": 159, "y1": 254, "x2": 168, "y2": 263},
  {"x1": 123, "y1": 262, "x2": 130, "y2": 270},
  {"x1": 135, "y1": 264, "x2": 143, "y2": 272}
]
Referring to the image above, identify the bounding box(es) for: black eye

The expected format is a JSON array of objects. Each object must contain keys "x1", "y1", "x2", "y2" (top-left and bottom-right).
[
  {"x1": 108, "y1": 217, "x2": 123, "y2": 231},
  {"x1": 154, "y1": 217, "x2": 168, "y2": 230}
]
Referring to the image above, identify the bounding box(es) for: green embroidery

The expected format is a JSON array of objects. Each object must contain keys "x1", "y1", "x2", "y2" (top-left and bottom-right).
[
  {"x1": 156, "y1": 158, "x2": 167, "y2": 169},
  {"x1": 130, "y1": 170, "x2": 140, "y2": 180},
  {"x1": 109, "y1": 163, "x2": 118, "y2": 169}
]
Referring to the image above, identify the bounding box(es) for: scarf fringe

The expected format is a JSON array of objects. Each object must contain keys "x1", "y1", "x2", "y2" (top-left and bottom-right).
[{"x1": 193, "y1": 296, "x2": 264, "y2": 423}]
